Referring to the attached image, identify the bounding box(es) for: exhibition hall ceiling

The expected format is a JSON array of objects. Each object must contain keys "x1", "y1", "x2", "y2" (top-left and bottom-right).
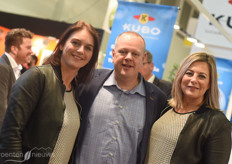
[{"x1": 0, "y1": 0, "x2": 109, "y2": 29}]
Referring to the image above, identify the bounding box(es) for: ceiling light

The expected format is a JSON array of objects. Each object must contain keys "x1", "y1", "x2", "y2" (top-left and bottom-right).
[
  {"x1": 195, "y1": 42, "x2": 205, "y2": 48},
  {"x1": 174, "y1": 24, "x2": 180, "y2": 30},
  {"x1": 187, "y1": 37, "x2": 197, "y2": 43}
]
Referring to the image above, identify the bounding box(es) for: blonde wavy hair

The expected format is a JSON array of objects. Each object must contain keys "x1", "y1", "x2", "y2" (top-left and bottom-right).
[{"x1": 168, "y1": 52, "x2": 220, "y2": 110}]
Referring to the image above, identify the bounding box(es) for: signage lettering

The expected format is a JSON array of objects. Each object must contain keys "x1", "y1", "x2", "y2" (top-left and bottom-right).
[
  {"x1": 210, "y1": 14, "x2": 232, "y2": 28},
  {"x1": 123, "y1": 24, "x2": 161, "y2": 35}
]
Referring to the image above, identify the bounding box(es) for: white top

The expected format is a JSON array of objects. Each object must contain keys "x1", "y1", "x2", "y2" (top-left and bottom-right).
[
  {"x1": 49, "y1": 90, "x2": 80, "y2": 164},
  {"x1": 146, "y1": 109, "x2": 191, "y2": 164},
  {"x1": 147, "y1": 74, "x2": 155, "y2": 83},
  {"x1": 5, "y1": 52, "x2": 22, "y2": 79}
]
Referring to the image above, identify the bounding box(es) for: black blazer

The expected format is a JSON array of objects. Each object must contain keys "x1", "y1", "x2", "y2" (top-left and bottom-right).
[
  {"x1": 74, "y1": 69, "x2": 167, "y2": 164},
  {"x1": 153, "y1": 76, "x2": 172, "y2": 99},
  {"x1": 0, "y1": 54, "x2": 16, "y2": 129}
]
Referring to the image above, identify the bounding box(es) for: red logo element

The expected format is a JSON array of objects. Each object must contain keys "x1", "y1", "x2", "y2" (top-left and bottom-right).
[
  {"x1": 133, "y1": 14, "x2": 155, "y2": 24},
  {"x1": 133, "y1": 15, "x2": 155, "y2": 21},
  {"x1": 229, "y1": 0, "x2": 232, "y2": 4}
]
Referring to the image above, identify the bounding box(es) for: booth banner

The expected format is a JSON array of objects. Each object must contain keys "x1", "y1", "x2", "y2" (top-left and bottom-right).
[
  {"x1": 216, "y1": 57, "x2": 232, "y2": 111},
  {"x1": 103, "y1": 0, "x2": 178, "y2": 78},
  {"x1": 195, "y1": 0, "x2": 232, "y2": 48}
]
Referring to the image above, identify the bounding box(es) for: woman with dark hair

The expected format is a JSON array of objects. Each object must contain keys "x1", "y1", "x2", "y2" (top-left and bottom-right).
[
  {"x1": 145, "y1": 52, "x2": 231, "y2": 164},
  {"x1": 0, "y1": 20, "x2": 100, "y2": 164}
]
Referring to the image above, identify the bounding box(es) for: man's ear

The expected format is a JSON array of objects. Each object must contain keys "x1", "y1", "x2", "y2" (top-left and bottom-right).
[
  {"x1": 59, "y1": 44, "x2": 63, "y2": 51},
  {"x1": 112, "y1": 49, "x2": 115, "y2": 63},
  {"x1": 10, "y1": 45, "x2": 18, "y2": 55},
  {"x1": 142, "y1": 52, "x2": 147, "y2": 62},
  {"x1": 149, "y1": 62, "x2": 154, "y2": 71}
]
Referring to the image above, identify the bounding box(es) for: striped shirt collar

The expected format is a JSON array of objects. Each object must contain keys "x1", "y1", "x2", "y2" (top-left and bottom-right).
[{"x1": 104, "y1": 70, "x2": 146, "y2": 96}]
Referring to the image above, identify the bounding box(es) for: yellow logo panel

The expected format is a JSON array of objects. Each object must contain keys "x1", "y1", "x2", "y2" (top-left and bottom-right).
[{"x1": 139, "y1": 13, "x2": 149, "y2": 24}]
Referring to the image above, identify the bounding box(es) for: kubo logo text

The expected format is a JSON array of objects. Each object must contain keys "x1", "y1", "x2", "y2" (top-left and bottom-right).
[{"x1": 122, "y1": 13, "x2": 160, "y2": 35}]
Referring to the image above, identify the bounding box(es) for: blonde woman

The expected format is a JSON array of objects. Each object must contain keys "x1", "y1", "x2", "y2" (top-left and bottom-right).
[{"x1": 146, "y1": 52, "x2": 231, "y2": 164}]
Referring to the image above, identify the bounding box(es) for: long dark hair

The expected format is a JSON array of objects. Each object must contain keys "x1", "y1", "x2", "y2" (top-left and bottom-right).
[{"x1": 44, "y1": 20, "x2": 100, "y2": 83}]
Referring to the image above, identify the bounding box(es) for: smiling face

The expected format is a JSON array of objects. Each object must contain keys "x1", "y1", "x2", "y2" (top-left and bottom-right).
[
  {"x1": 60, "y1": 29, "x2": 94, "y2": 72},
  {"x1": 14, "y1": 37, "x2": 33, "y2": 64},
  {"x1": 181, "y1": 61, "x2": 210, "y2": 104},
  {"x1": 112, "y1": 33, "x2": 145, "y2": 82}
]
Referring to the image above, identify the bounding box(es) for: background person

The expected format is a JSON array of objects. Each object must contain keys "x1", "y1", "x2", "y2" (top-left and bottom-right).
[
  {"x1": 0, "y1": 28, "x2": 33, "y2": 130},
  {"x1": 21, "y1": 54, "x2": 38, "y2": 74},
  {"x1": 28, "y1": 54, "x2": 38, "y2": 68},
  {"x1": 139, "y1": 49, "x2": 172, "y2": 99},
  {"x1": 0, "y1": 20, "x2": 100, "y2": 164},
  {"x1": 75, "y1": 31, "x2": 167, "y2": 164},
  {"x1": 145, "y1": 52, "x2": 231, "y2": 164}
]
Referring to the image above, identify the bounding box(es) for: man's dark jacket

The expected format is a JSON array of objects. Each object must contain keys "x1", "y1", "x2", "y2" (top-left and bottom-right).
[
  {"x1": 73, "y1": 69, "x2": 167, "y2": 164},
  {"x1": 153, "y1": 76, "x2": 172, "y2": 99},
  {"x1": 0, "y1": 54, "x2": 16, "y2": 130}
]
